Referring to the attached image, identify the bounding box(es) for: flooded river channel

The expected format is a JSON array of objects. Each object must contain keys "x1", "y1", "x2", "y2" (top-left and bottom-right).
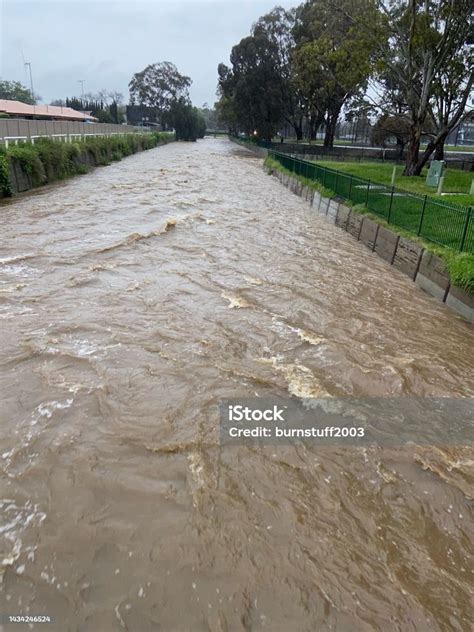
[{"x1": 0, "y1": 139, "x2": 472, "y2": 631}]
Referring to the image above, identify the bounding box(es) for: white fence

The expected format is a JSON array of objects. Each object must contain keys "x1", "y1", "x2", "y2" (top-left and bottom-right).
[{"x1": 0, "y1": 118, "x2": 148, "y2": 147}]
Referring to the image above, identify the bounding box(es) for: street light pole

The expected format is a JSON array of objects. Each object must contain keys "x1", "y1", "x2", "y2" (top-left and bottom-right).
[
  {"x1": 78, "y1": 80, "x2": 85, "y2": 115},
  {"x1": 24, "y1": 61, "x2": 36, "y2": 117}
]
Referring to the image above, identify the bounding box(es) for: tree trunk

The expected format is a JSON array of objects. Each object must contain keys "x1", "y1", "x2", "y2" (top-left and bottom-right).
[
  {"x1": 411, "y1": 130, "x2": 449, "y2": 175},
  {"x1": 283, "y1": 116, "x2": 300, "y2": 142},
  {"x1": 403, "y1": 126, "x2": 422, "y2": 175},
  {"x1": 396, "y1": 137, "x2": 405, "y2": 159},
  {"x1": 293, "y1": 123, "x2": 303, "y2": 141},
  {"x1": 414, "y1": 142, "x2": 435, "y2": 174},
  {"x1": 308, "y1": 113, "x2": 323, "y2": 141},
  {"x1": 434, "y1": 134, "x2": 448, "y2": 161},
  {"x1": 323, "y1": 112, "x2": 338, "y2": 148}
]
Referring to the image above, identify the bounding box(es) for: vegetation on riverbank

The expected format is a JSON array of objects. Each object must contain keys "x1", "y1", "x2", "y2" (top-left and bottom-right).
[
  {"x1": 0, "y1": 132, "x2": 174, "y2": 197},
  {"x1": 0, "y1": 152, "x2": 11, "y2": 196},
  {"x1": 265, "y1": 156, "x2": 474, "y2": 294}
]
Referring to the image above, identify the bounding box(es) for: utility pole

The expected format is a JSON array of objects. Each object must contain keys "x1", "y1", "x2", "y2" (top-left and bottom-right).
[
  {"x1": 24, "y1": 61, "x2": 36, "y2": 117},
  {"x1": 78, "y1": 80, "x2": 85, "y2": 115}
]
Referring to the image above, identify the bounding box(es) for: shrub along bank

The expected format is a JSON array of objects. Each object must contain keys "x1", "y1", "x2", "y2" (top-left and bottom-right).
[
  {"x1": 0, "y1": 132, "x2": 175, "y2": 197},
  {"x1": 265, "y1": 156, "x2": 474, "y2": 295}
]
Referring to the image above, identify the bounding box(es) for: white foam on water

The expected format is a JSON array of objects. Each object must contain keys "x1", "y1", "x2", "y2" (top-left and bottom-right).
[
  {"x1": 221, "y1": 292, "x2": 250, "y2": 309},
  {"x1": 36, "y1": 399, "x2": 74, "y2": 420},
  {"x1": 0, "y1": 500, "x2": 46, "y2": 580}
]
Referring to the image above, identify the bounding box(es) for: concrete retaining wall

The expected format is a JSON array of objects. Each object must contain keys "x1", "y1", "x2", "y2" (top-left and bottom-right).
[
  {"x1": 374, "y1": 227, "x2": 400, "y2": 264},
  {"x1": 415, "y1": 252, "x2": 451, "y2": 302},
  {"x1": 9, "y1": 160, "x2": 33, "y2": 193},
  {"x1": 446, "y1": 286, "x2": 474, "y2": 323},
  {"x1": 392, "y1": 238, "x2": 423, "y2": 281},
  {"x1": 335, "y1": 203, "x2": 351, "y2": 230},
  {"x1": 265, "y1": 165, "x2": 473, "y2": 324},
  {"x1": 312, "y1": 191, "x2": 321, "y2": 211},
  {"x1": 319, "y1": 196, "x2": 330, "y2": 216},
  {"x1": 327, "y1": 199, "x2": 339, "y2": 222},
  {"x1": 346, "y1": 212, "x2": 364, "y2": 240},
  {"x1": 359, "y1": 218, "x2": 379, "y2": 251},
  {"x1": 230, "y1": 137, "x2": 268, "y2": 158}
]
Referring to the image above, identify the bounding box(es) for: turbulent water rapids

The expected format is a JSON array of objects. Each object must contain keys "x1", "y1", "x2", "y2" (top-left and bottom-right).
[{"x1": 0, "y1": 139, "x2": 473, "y2": 631}]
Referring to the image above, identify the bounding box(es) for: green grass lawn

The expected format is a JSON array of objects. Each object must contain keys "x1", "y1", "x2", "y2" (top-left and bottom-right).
[{"x1": 313, "y1": 161, "x2": 474, "y2": 208}]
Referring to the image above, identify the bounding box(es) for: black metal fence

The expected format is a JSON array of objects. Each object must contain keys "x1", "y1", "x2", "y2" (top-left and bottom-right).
[{"x1": 268, "y1": 150, "x2": 473, "y2": 253}]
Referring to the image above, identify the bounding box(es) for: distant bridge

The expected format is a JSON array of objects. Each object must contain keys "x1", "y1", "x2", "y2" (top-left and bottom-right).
[{"x1": 205, "y1": 129, "x2": 228, "y2": 137}]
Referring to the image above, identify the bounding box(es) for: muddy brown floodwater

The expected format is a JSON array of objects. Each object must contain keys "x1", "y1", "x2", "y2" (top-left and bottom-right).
[{"x1": 0, "y1": 139, "x2": 473, "y2": 631}]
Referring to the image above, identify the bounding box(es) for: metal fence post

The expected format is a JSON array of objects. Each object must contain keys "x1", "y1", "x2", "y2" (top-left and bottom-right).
[
  {"x1": 335, "y1": 170, "x2": 339, "y2": 194},
  {"x1": 348, "y1": 175, "x2": 353, "y2": 199},
  {"x1": 365, "y1": 181, "x2": 370, "y2": 207},
  {"x1": 417, "y1": 195, "x2": 427, "y2": 235},
  {"x1": 460, "y1": 207, "x2": 472, "y2": 252},
  {"x1": 387, "y1": 187, "x2": 394, "y2": 223}
]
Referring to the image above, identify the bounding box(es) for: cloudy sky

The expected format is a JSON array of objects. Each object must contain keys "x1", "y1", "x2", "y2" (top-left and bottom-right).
[{"x1": 0, "y1": 0, "x2": 300, "y2": 106}]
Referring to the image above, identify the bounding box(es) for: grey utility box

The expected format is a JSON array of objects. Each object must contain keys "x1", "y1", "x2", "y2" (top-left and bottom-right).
[{"x1": 426, "y1": 160, "x2": 445, "y2": 187}]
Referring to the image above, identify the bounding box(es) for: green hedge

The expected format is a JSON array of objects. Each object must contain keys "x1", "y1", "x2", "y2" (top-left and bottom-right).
[
  {"x1": 1, "y1": 132, "x2": 174, "y2": 195},
  {"x1": 0, "y1": 149, "x2": 12, "y2": 196}
]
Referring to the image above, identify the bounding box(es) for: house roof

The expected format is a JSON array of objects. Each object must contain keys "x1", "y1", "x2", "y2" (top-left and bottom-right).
[{"x1": 0, "y1": 99, "x2": 98, "y2": 121}]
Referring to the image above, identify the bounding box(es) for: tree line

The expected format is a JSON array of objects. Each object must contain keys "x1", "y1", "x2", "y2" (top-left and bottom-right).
[
  {"x1": 216, "y1": 0, "x2": 473, "y2": 176},
  {"x1": 129, "y1": 61, "x2": 206, "y2": 141},
  {"x1": 0, "y1": 80, "x2": 39, "y2": 105},
  {"x1": 51, "y1": 91, "x2": 124, "y2": 124}
]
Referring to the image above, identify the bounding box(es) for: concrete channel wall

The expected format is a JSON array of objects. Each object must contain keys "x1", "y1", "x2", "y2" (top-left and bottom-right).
[
  {"x1": 231, "y1": 137, "x2": 269, "y2": 158},
  {"x1": 264, "y1": 164, "x2": 474, "y2": 324}
]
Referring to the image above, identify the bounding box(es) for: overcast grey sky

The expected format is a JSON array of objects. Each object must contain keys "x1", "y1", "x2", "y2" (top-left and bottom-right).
[{"x1": 0, "y1": 0, "x2": 300, "y2": 106}]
